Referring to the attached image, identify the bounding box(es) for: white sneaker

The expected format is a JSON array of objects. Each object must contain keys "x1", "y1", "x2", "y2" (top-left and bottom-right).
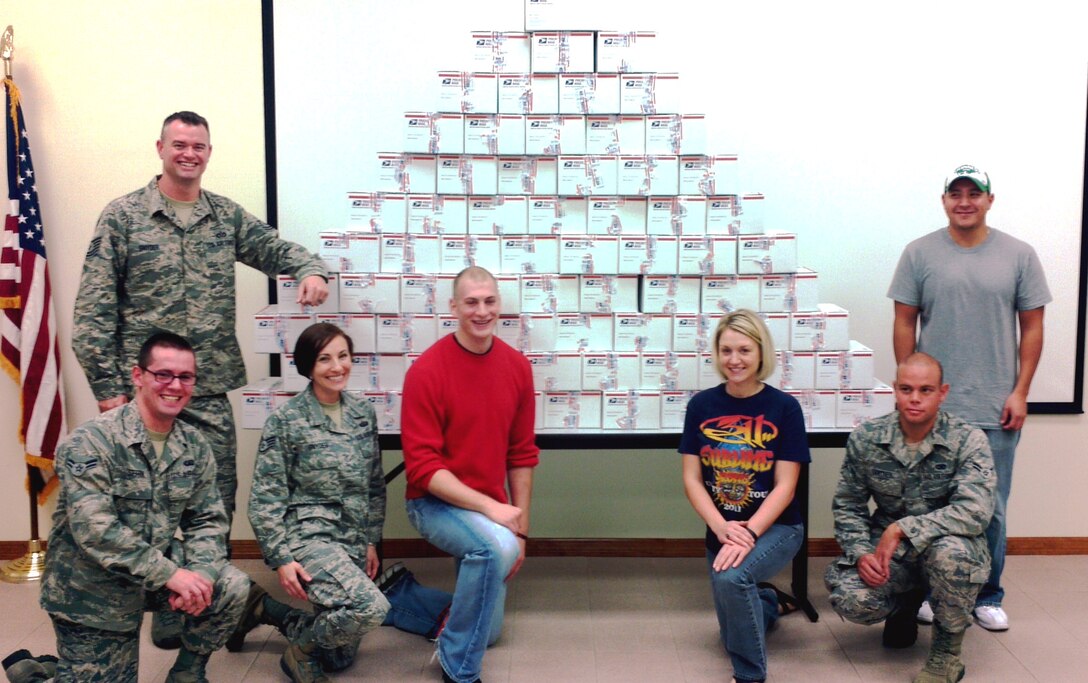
[
  {"x1": 974, "y1": 605, "x2": 1010, "y2": 631},
  {"x1": 916, "y1": 600, "x2": 934, "y2": 624}
]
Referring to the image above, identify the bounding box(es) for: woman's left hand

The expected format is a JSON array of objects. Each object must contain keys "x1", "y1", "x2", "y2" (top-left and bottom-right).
[
  {"x1": 365, "y1": 544, "x2": 379, "y2": 580},
  {"x1": 712, "y1": 539, "x2": 753, "y2": 572}
]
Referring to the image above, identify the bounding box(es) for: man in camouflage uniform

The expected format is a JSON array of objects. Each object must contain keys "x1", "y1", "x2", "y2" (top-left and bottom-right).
[
  {"x1": 825, "y1": 353, "x2": 995, "y2": 683},
  {"x1": 40, "y1": 332, "x2": 248, "y2": 683},
  {"x1": 72, "y1": 110, "x2": 328, "y2": 526}
]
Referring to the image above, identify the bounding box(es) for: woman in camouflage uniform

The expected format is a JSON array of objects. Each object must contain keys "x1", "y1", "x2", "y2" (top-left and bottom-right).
[{"x1": 248, "y1": 323, "x2": 390, "y2": 683}]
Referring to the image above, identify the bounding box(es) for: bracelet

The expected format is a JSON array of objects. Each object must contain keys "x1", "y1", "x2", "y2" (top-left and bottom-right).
[
  {"x1": 745, "y1": 527, "x2": 759, "y2": 541},
  {"x1": 515, "y1": 531, "x2": 529, "y2": 541}
]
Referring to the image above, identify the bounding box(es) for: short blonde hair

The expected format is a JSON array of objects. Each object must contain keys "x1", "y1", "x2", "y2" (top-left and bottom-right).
[{"x1": 712, "y1": 309, "x2": 776, "y2": 381}]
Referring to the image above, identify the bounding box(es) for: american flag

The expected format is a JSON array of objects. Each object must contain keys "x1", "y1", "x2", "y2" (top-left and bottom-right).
[{"x1": 2, "y1": 77, "x2": 65, "y2": 500}]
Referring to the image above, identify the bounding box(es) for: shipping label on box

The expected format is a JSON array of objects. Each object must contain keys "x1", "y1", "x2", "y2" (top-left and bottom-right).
[
  {"x1": 403, "y1": 112, "x2": 434, "y2": 153},
  {"x1": 738, "y1": 233, "x2": 797, "y2": 274},
  {"x1": 661, "y1": 390, "x2": 696, "y2": 429},
  {"x1": 465, "y1": 72, "x2": 498, "y2": 113},
  {"x1": 346, "y1": 192, "x2": 382, "y2": 233},
  {"x1": 241, "y1": 378, "x2": 280, "y2": 430},
  {"x1": 836, "y1": 381, "x2": 894, "y2": 429},
  {"x1": 529, "y1": 73, "x2": 560, "y2": 113},
  {"x1": 358, "y1": 390, "x2": 402, "y2": 432},
  {"x1": 596, "y1": 31, "x2": 656, "y2": 73},
  {"x1": 407, "y1": 194, "x2": 468, "y2": 235},
  {"x1": 761, "y1": 268, "x2": 819, "y2": 312},
  {"x1": 701, "y1": 274, "x2": 761, "y2": 314},
  {"x1": 602, "y1": 391, "x2": 661, "y2": 430},
  {"x1": 769, "y1": 351, "x2": 816, "y2": 390},
  {"x1": 645, "y1": 115, "x2": 681, "y2": 155},
  {"x1": 375, "y1": 154, "x2": 407, "y2": 193},
  {"x1": 647, "y1": 155, "x2": 680, "y2": 195},
  {"x1": 737, "y1": 193, "x2": 765, "y2": 234},
  {"x1": 496, "y1": 116, "x2": 527, "y2": 155},
  {"x1": 375, "y1": 314, "x2": 439, "y2": 354},
  {"x1": 617, "y1": 156, "x2": 652, "y2": 195},
  {"x1": 618, "y1": 235, "x2": 678, "y2": 275},
  {"x1": 316, "y1": 313, "x2": 377, "y2": 354},
  {"x1": 467, "y1": 196, "x2": 502, "y2": 235},
  {"x1": 436, "y1": 72, "x2": 468, "y2": 113},
  {"x1": 556, "y1": 115, "x2": 586, "y2": 153},
  {"x1": 558, "y1": 74, "x2": 595, "y2": 114},
  {"x1": 555, "y1": 313, "x2": 614, "y2": 351},
  {"x1": 791, "y1": 303, "x2": 850, "y2": 351},
  {"x1": 585, "y1": 115, "x2": 621, "y2": 155},
  {"x1": 439, "y1": 235, "x2": 502, "y2": 274},
  {"x1": 760, "y1": 312, "x2": 791, "y2": 351},
  {"x1": 816, "y1": 341, "x2": 875, "y2": 390},
  {"x1": 526, "y1": 115, "x2": 561, "y2": 154},
  {"x1": 587, "y1": 197, "x2": 623, "y2": 235},
  {"x1": 672, "y1": 313, "x2": 713, "y2": 353},
  {"x1": 640, "y1": 352, "x2": 699, "y2": 391},
  {"x1": 582, "y1": 352, "x2": 640, "y2": 391},
  {"x1": 400, "y1": 274, "x2": 441, "y2": 314},
  {"x1": 705, "y1": 195, "x2": 740, "y2": 235},
  {"x1": 621, "y1": 73, "x2": 680, "y2": 114},
  {"x1": 473, "y1": 31, "x2": 531, "y2": 73},
  {"x1": 542, "y1": 391, "x2": 602, "y2": 429},
  {"x1": 641, "y1": 275, "x2": 701, "y2": 314},
  {"x1": 646, "y1": 197, "x2": 679, "y2": 235},
  {"x1": 580, "y1": 274, "x2": 639, "y2": 313},
  {"x1": 253, "y1": 305, "x2": 313, "y2": 354},
  {"x1": 498, "y1": 73, "x2": 533, "y2": 114},
  {"x1": 613, "y1": 314, "x2": 673, "y2": 351},
  {"x1": 435, "y1": 155, "x2": 466, "y2": 194},
  {"x1": 678, "y1": 235, "x2": 737, "y2": 275},
  {"x1": 494, "y1": 315, "x2": 527, "y2": 351},
  {"x1": 558, "y1": 235, "x2": 619, "y2": 274},
  {"x1": 527, "y1": 196, "x2": 562, "y2": 234},
  {"x1": 318, "y1": 231, "x2": 348, "y2": 273},
  {"x1": 557, "y1": 155, "x2": 590, "y2": 195},
  {"x1": 521, "y1": 273, "x2": 580, "y2": 313},
  {"x1": 679, "y1": 155, "x2": 713, "y2": 195},
  {"x1": 526, "y1": 352, "x2": 583, "y2": 391},
  {"x1": 500, "y1": 235, "x2": 559, "y2": 274},
  {"x1": 463, "y1": 114, "x2": 499, "y2": 154},
  {"x1": 380, "y1": 234, "x2": 440, "y2": 274},
  {"x1": 276, "y1": 368, "x2": 310, "y2": 397},
  {"x1": 698, "y1": 352, "x2": 720, "y2": 389},
  {"x1": 276, "y1": 274, "x2": 339, "y2": 314},
  {"x1": 339, "y1": 273, "x2": 400, "y2": 314},
  {"x1": 586, "y1": 155, "x2": 618, "y2": 195},
  {"x1": 788, "y1": 389, "x2": 838, "y2": 429}
]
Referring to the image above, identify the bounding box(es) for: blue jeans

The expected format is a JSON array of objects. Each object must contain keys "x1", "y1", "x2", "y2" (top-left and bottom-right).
[
  {"x1": 706, "y1": 523, "x2": 803, "y2": 683},
  {"x1": 382, "y1": 570, "x2": 453, "y2": 638},
  {"x1": 406, "y1": 496, "x2": 520, "y2": 683},
  {"x1": 977, "y1": 428, "x2": 1019, "y2": 607}
]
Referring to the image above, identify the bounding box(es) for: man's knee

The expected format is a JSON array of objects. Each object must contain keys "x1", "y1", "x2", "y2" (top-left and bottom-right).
[{"x1": 824, "y1": 561, "x2": 895, "y2": 625}]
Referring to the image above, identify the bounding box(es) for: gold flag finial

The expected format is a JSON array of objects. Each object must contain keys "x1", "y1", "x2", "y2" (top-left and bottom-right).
[{"x1": 2, "y1": 26, "x2": 13, "y2": 79}]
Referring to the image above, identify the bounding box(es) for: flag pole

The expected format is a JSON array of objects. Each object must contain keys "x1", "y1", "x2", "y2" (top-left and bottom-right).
[{"x1": 0, "y1": 26, "x2": 50, "y2": 584}]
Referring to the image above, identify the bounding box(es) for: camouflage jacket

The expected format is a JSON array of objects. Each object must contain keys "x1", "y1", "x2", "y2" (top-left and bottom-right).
[
  {"x1": 832, "y1": 410, "x2": 995, "y2": 564},
  {"x1": 249, "y1": 385, "x2": 385, "y2": 569},
  {"x1": 40, "y1": 403, "x2": 230, "y2": 631},
  {"x1": 73, "y1": 177, "x2": 326, "y2": 399}
]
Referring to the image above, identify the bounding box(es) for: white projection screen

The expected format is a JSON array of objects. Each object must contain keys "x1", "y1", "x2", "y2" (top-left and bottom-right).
[{"x1": 265, "y1": 0, "x2": 1087, "y2": 412}]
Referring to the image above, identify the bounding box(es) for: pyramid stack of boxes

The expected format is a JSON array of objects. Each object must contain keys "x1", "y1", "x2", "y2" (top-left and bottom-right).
[{"x1": 243, "y1": 21, "x2": 893, "y2": 434}]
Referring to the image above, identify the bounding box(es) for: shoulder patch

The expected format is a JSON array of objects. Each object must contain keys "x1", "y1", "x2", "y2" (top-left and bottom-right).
[
  {"x1": 65, "y1": 457, "x2": 99, "y2": 476},
  {"x1": 259, "y1": 435, "x2": 277, "y2": 453}
]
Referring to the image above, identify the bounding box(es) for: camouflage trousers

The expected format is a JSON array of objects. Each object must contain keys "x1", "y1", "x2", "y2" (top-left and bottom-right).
[
  {"x1": 49, "y1": 564, "x2": 249, "y2": 682},
  {"x1": 179, "y1": 394, "x2": 237, "y2": 529},
  {"x1": 824, "y1": 534, "x2": 989, "y2": 633},
  {"x1": 285, "y1": 541, "x2": 391, "y2": 654}
]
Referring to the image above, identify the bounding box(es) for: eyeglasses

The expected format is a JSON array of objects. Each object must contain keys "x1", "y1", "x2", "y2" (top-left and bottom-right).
[{"x1": 140, "y1": 367, "x2": 197, "y2": 386}]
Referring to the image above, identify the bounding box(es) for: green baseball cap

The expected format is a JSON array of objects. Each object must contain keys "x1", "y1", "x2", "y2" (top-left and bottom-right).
[{"x1": 944, "y1": 164, "x2": 991, "y2": 193}]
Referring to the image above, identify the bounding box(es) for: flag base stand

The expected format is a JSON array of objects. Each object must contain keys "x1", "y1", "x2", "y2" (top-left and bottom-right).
[{"x1": 1, "y1": 539, "x2": 46, "y2": 583}]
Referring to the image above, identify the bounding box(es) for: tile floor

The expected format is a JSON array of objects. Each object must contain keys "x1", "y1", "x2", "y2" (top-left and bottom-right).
[{"x1": 1, "y1": 554, "x2": 1085, "y2": 682}]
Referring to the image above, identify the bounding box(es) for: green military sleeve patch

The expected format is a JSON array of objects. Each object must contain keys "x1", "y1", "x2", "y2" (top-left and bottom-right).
[
  {"x1": 259, "y1": 435, "x2": 277, "y2": 453},
  {"x1": 65, "y1": 456, "x2": 100, "y2": 476}
]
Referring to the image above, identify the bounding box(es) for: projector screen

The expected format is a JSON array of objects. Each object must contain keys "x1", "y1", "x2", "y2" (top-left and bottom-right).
[{"x1": 265, "y1": 0, "x2": 1087, "y2": 411}]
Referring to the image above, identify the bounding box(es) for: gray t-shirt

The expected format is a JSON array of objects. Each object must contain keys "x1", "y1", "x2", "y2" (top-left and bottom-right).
[{"x1": 887, "y1": 228, "x2": 1051, "y2": 428}]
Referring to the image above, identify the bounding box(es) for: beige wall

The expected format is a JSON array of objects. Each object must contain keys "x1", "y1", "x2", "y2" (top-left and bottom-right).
[{"x1": 1, "y1": 2, "x2": 1085, "y2": 547}]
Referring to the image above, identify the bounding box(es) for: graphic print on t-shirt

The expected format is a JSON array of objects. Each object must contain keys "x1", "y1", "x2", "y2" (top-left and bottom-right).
[{"x1": 699, "y1": 414, "x2": 778, "y2": 514}]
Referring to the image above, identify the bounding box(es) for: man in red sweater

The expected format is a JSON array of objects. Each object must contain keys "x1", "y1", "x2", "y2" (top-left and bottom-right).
[{"x1": 401, "y1": 266, "x2": 539, "y2": 683}]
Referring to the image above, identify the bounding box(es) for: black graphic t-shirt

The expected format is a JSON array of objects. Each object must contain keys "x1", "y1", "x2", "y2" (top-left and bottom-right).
[{"x1": 679, "y1": 383, "x2": 811, "y2": 552}]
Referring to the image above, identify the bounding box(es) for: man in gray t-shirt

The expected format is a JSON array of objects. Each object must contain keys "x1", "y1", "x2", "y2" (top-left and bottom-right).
[{"x1": 887, "y1": 164, "x2": 1051, "y2": 633}]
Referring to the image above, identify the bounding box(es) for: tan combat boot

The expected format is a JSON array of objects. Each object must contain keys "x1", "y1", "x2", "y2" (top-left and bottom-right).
[
  {"x1": 281, "y1": 642, "x2": 330, "y2": 683},
  {"x1": 913, "y1": 626, "x2": 965, "y2": 683}
]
